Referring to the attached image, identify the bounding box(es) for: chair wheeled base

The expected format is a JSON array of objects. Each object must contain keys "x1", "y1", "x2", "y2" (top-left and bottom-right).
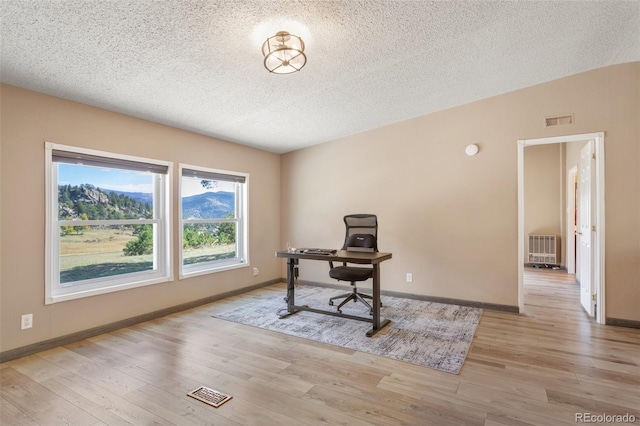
[{"x1": 329, "y1": 285, "x2": 381, "y2": 315}]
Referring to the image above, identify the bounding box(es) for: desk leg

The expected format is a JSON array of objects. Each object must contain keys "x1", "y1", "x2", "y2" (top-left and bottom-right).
[
  {"x1": 367, "y1": 263, "x2": 390, "y2": 337},
  {"x1": 286, "y1": 258, "x2": 297, "y2": 314}
]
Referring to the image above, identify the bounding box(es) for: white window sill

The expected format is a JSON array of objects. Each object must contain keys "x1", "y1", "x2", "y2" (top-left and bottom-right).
[
  {"x1": 46, "y1": 275, "x2": 173, "y2": 304},
  {"x1": 179, "y1": 262, "x2": 249, "y2": 280}
]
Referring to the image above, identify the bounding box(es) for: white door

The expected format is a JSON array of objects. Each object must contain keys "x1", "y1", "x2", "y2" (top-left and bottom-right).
[
  {"x1": 566, "y1": 166, "x2": 578, "y2": 274},
  {"x1": 578, "y1": 140, "x2": 595, "y2": 316}
]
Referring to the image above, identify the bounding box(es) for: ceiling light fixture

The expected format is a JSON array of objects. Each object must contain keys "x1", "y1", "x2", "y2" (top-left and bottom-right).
[{"x1": 262, "y1": 31, "x2": 306, "y2": 74}]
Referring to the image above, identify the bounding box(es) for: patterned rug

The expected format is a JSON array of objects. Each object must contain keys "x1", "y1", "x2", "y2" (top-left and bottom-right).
[{"x1": 211, "y1": 284, "x2": 482, "y2": 374}]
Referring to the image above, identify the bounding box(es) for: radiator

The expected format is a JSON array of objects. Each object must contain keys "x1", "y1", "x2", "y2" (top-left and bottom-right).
[{"x1": 528, "y1": 235, "x2": 560, "y2": 265}]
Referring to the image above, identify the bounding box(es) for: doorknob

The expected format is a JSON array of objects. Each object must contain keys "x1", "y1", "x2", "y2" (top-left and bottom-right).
[{"x1": 578, "y1": 232, "x2": 583, "y2": 235}]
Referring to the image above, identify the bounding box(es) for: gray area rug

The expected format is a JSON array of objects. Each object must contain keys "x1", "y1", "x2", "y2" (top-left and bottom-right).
[{"x1": 211, "y1": 285, "x2": 482, "y2": 374}]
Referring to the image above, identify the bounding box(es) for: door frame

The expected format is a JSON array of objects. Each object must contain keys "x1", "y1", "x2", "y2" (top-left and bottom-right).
[
  {"x1": 517, "y1": 132, "x2": 605, "y2": 324},
  {"x1": 566, "y1": 165, "x2": 578, "y2": 275}
]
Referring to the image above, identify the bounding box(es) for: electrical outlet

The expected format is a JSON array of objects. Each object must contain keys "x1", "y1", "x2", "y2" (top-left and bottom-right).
[
  {"x1": 21, "y1": 314, "x2": 33, "y2": 330},
  {"x1": 406, "y1": 273, "x2": 413, "y2": 283},
  {"x1": 252, "y1": 267, "x2": 259, "y2": 276}
]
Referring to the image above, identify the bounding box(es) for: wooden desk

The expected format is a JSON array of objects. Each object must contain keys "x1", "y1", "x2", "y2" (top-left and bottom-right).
[{"x1": 275, "y1": 250, "x2": 392, "y2": 337}]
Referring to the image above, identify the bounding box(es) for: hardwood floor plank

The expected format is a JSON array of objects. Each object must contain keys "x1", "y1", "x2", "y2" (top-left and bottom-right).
[
  {"x1": 484, "y1": 414, "x2": 537, "y2": 426},
  {"x1": 377, "y1": 371, "x2": 460, "y2": 395},
  {"x1": 1, "y1": 367, "x2": 101, "y2": 426},
  {"x1": 455, "y1": 386, "x2": 578, "y2": 426},
  {"x1": 458, "y1": 376, "x2": 548, "y2": 403},
  {"x1": 1, "y1": 396, "x2": 40, "y2": 426},
  {"x1": 547, "y1": 376, "x2": 640, "y2": 411},
  {"x1": 3, "y1": 354, "x2": 70, "y2": 384},
  {"x1": 589, "y1": 357, "x2": 640, "y2": 374},
  {"x1": 546, "y1": 389, "x2": 640, "y2": 417},
  {"x1": 376, "y1": 376, "x2": 491, "y2": 424},
  {"x1": 45, "y1": 372, "x2": 175, "y2": 425},
  {"x1": 39, "y1": 378, "x2": 136, "y2": 426},
  {"x1": 304, "y1": 382, "x2": 485, "y2": 426}
]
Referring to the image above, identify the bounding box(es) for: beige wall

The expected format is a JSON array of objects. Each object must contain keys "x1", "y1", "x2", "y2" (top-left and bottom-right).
[
  {"x1": 281, "y1": 62, "x2": 640, "y2": 321},
  {"x1": 524, "y1": 144, "x2": 563, "y2": 264},
  {"x1": 0, "y1": 85, "x2": 282, "y2": 352}
]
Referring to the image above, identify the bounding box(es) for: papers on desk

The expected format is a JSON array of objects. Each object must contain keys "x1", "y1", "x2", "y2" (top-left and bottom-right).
[{"x1": 298, "y1": 248, "x2": 337, "y2": 255}]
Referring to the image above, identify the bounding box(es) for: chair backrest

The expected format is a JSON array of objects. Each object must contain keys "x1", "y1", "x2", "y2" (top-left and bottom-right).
[{"x1": 341, "y1": 214, "x2": 378, "y2": 252}]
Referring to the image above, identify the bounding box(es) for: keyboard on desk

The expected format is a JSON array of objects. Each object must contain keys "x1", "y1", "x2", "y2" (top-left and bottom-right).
[{"x1": 299, "y1": 248, "x2": 337, "y2": 255}]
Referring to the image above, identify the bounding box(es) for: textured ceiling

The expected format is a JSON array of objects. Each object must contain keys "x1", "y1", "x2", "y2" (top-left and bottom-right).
[{"x1": 1, "y1": 1, "x2": 639, "y2": 153}]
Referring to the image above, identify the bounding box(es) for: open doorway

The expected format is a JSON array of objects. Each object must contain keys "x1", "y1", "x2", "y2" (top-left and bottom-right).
[{"x1": 517, "y1": 132, "x2": 605, "y2": 324}]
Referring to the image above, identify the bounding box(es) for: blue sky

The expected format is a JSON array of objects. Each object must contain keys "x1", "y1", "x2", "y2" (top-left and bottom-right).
[
  {"x1": 59, "y1": 164, "x2": 235, "y2": 197},
  {"x1": 59, "y1": 164, "x2": 153, "y2": 193},
  {"x1": 181, "y1": 175, "x2": 235, "y2": 197}
]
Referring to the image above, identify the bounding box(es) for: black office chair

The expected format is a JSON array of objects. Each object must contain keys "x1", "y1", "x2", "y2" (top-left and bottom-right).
[{"x1": 328, "y1": 214, "x2": 382, "y2": 315}]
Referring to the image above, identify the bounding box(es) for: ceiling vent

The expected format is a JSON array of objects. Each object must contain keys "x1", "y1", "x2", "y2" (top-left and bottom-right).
[{"x1": 545, "y1": 114, "x2": 574, "y2": 127}]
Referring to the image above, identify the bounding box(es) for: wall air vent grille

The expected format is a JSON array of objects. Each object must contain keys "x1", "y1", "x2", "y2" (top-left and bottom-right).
[{"x1": 545, "y1": 114, "x2": 574, "y2": 127}]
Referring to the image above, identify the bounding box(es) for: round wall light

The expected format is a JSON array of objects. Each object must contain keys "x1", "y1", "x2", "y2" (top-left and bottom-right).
[{"x1": 465, "y1": 144, "x2": 479, "y2": 156}]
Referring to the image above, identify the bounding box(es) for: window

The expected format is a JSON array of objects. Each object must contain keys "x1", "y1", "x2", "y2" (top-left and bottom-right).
[
  {"x1": 179, "y1": 164, "x2": 248, "y2": 277},
  {"x1": 45, "y1": 143, "x2": 172, "y2": 304}
]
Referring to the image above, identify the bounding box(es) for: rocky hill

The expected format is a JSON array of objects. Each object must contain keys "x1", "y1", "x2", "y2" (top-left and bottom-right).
[
  {"x1": 181, "y1": 191, "x2": 235, "y2": 219},
  {"x1": 58, "y1": 184, "x2": 152, "y2": 220},
  {"x1": 58, "y1": 185, "x2": 235, "y2": 220}
]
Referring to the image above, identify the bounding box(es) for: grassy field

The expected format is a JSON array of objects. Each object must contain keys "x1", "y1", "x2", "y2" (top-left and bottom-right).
[
  {"x1": 59, "y1": 227, "x2": 236, "y2": 283},
  {"x1": 183, "y1": 245, "x2": 236, "y2": 265},
  {"x1": 60, "y1": 226, "x2": 137, "y2": 255},
  {"x1": 59, "y1": 227, "x2": 151, "y2": 283}
]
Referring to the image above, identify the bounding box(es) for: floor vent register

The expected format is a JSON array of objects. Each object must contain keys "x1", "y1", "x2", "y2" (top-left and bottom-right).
[{"x1": 187, "y1": 386, "x2": 232, "y2": 408}]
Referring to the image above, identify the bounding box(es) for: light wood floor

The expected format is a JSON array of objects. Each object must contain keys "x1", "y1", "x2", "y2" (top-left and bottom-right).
[{"x1": 2, "y1": 269, "x2": 639, "y2": 425}]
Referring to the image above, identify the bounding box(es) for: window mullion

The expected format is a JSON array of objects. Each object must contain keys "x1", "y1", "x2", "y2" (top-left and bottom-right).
[
  {"x1": 182, "y1": 218, "x2": 237, "y2": 224},
  {"x1": 57, "y1": 219, "x2": 159, "y2": 226}
]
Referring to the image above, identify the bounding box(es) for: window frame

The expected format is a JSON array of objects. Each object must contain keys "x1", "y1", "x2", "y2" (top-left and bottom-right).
[
  {"x1": 45, "y1": 142, "x2": 173, "y2": 304},
  {"x1": 178, "y1": 163, "x2": 249, "y2": 279}
]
